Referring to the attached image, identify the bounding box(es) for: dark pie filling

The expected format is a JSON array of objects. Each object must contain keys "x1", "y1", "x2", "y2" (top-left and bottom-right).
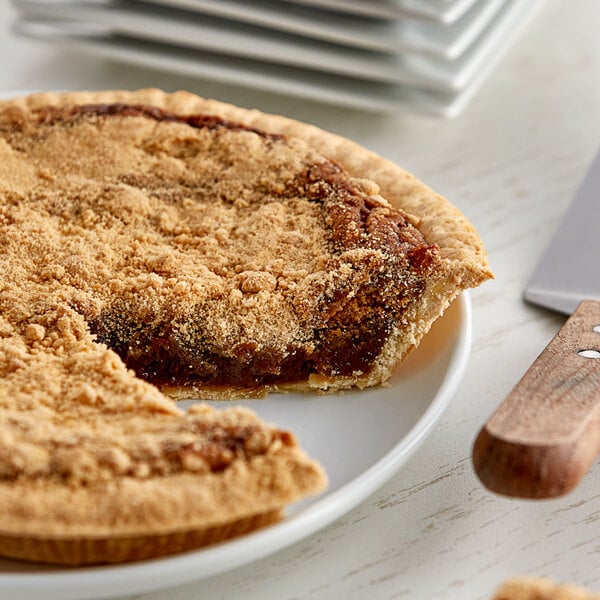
[
  {"x1": 33, "y1": 104, "x2": 439, "y2": 392},
  {"x1": 89, "y1": 310, "x2": 397, "y2": 389}
]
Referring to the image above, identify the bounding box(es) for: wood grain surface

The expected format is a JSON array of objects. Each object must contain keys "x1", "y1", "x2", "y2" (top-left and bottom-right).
[{"x1": 0, "y1": 0, "x2": 599, "y2": 598}]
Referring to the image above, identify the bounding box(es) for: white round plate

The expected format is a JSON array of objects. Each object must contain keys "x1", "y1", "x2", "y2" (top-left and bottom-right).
[{"x1": 0, "y1": 293, "x2": 471, "y2": 600}]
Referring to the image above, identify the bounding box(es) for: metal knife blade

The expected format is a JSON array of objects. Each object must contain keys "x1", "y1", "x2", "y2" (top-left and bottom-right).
[
  {"x1": 473, "y1": 146, "x2": 600, "y2": 498},
  {"x1": 524, "y1": 147, "x2": 600, "y2": 314}
]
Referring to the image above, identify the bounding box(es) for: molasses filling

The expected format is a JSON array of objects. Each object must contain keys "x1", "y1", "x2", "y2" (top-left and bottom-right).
[{"x1": 0, "y1": 103, "x2": 437, "y2": 395}]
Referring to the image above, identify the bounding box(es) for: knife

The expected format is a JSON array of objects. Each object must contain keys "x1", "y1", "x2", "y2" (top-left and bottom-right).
[{"x1": 472, "y1": 147, "x2": 600, "y2": 498}]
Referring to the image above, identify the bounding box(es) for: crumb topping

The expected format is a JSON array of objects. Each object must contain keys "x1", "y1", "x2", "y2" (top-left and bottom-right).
[
  {"x1": 0, "y1": 103, "x2": 437, "y2": 482},
  {"x1": 0, "y1": 397, "x2": 291, "y2": 483}
]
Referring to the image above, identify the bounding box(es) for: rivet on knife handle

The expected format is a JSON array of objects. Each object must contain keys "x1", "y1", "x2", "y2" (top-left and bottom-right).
[{"x1": 473, "y1": 300, "x2": 600, "y2": 499}]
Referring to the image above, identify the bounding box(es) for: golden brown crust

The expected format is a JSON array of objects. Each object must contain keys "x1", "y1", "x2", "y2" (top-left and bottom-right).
[
  {"x1": 494, "y1": 577, "x2": 600, "y2": 600},
  {"x1": 0, "y1": 510, "x2": 281, "y2": 565}
]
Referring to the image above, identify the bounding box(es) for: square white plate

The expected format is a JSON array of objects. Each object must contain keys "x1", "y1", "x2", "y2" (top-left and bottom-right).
[
  {"x1": 13, "y1": 0, "x2": 543, "y2": 116},
  {"x1": 272, "y1": 0, "x2": 482, "y2": 24},
  {"x1": 15, "y1": 0, "x2": 506, "y2": 59},
  {"x1": 11, "y1": 0, "x2": 507, "y2": 91},
  {"x1": 127, "y1": 0, "x2": 503, "y2": 59}
]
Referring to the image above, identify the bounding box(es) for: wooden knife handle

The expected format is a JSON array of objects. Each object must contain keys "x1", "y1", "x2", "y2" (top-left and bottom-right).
[{"x1": 473, "y1": 300, "x2": 600, "y2": 498}]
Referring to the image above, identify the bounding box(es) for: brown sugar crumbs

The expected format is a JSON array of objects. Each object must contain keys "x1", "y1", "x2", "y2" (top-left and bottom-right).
[{"x1": 0, "y1": 104, "x2": 438, "y2": 481}]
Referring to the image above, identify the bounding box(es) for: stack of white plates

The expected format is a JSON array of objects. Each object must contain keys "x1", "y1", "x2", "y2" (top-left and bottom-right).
[{"x1": 11, "y1": 0, "x2": 543, "y2": 116}]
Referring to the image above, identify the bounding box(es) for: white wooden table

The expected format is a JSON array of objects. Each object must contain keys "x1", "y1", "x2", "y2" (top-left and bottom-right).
[{"x1": 1, "y1": 0, "x2": 599, "y2": 597}]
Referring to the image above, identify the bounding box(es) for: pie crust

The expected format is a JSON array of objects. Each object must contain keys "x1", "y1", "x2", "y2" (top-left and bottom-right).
[{"x1": 0, "y1": 89, "x2": 490, "y2": 565}]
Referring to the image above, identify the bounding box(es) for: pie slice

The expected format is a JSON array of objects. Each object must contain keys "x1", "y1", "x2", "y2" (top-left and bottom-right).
[{"x1": 0, "y1": 89, "x2": 490, "y2": 564}]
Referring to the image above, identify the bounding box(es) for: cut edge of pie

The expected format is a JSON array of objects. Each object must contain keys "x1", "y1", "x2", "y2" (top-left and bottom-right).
[{"x1": 0, "y1": 88, "x2": 491, "y2": 397}]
